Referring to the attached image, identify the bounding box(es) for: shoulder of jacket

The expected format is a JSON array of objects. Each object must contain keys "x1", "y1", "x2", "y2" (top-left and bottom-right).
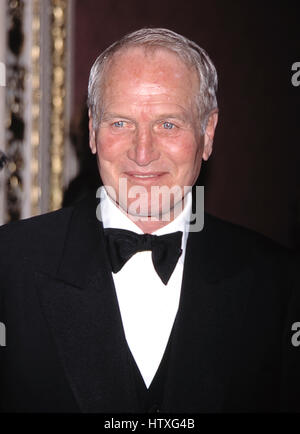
[
  {"x1": 202, "y1": 211, "x2": 293, "y2": 273},
  {"x1": 0, "y1": 205, "x2": 75, "y2": 270}
]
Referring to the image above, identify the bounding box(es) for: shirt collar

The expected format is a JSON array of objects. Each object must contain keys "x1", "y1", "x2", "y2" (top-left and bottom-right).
[{"x1": 99, "y1": 186, "x2": 191, "y2": 264}]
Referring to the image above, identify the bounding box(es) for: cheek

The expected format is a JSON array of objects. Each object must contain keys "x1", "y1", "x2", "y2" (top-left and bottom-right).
[
  {"x1": 163, "y1": 134, "x2": 200, "y2": 168},
  {"x1": 96, "y1": 130, "x2": 128, "y2": 163}
]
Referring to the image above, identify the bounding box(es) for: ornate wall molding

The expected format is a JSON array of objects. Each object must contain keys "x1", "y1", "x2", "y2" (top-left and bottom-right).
[
  {"x1": 1, "y1": 0, "x2": 75, "y2": 224},
  {"x1": 30, "y1": 0, "x2": 41, "y2": 216},
  {"x1": 0, "y1": 2, "x2": 7, "y2": 225},
  {"x1": 5, "y1": 0, "x2": 26, "y2": 222},
  {"x1": 49, "y1": 0, "x2": 68, "y2": 211}
]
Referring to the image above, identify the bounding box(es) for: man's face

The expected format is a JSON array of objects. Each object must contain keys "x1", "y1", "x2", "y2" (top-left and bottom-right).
[{"x1": 89, "y1": 47, "x2": 217, "y2": 222}]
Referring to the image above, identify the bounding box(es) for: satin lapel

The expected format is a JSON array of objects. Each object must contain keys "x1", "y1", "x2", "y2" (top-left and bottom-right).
[
  {"x1": 162, "y1": 213, "x2": 253, "y2": 412},
  {"x1": 35, "y1": 195, "x2": 139, "y2": 413}
]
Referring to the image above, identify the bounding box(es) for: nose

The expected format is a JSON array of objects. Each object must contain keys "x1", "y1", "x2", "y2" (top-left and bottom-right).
[{"x1": 127, "y1": 125, "x2": 160, "y2": 166}]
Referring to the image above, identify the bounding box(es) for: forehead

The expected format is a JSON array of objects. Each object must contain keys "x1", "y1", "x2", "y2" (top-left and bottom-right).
[{"x1": 102, "y1": 46, "x2": 199, "y2": 101}]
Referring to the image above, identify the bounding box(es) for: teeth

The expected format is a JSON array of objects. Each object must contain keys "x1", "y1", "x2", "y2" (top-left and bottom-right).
[{"x1": 133, "y1": 175, "x2": 157, "y2": 178}]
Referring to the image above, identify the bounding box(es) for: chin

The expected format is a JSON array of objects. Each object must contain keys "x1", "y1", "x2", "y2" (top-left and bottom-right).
[{"x1": 125, "y1": 194, "x2": 183, "y2": 222}]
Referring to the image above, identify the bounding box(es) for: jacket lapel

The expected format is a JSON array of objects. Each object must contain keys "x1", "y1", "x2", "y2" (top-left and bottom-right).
[
  {"x1": 35, "y1": 195, "x2": 139, "y2": 412},
  {"x1": 162, "y1": 213, "x2": 253, "y2": 412}
]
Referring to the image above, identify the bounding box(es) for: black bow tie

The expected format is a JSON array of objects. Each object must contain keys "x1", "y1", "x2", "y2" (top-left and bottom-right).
[{"x1": 104, "y1": 228, "x2": 183, "y2": 285}]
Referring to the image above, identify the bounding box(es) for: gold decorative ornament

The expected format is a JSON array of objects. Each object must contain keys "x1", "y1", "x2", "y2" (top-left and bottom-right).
[
  {"x1": 31, "y1": 0, "x2": 41, "y2": 215},
  {"x1": 49, "y1": 0, "x2": 67, "y2": 211}
]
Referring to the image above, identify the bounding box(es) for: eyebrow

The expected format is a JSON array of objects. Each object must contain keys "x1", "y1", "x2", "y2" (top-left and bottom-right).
[
  {"x1": 101, "y1": 113, "x2": 136, "y2": 122},
  {"x1": 101, "y1": 112, "x2": 192, "y2": 123}
]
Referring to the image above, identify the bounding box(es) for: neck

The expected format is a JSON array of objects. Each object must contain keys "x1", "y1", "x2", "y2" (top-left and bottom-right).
[{"x1": 124, "y1": 199, "x2": 185, "y2": 233}]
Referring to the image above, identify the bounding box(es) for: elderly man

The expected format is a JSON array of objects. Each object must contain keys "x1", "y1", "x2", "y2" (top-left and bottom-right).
[{"x1": 0, "y1": 28, "x2": 298, "y2": 413}]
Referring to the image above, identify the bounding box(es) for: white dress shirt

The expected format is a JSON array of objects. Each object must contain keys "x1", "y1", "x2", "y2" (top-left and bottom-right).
[{"x1": 100, "y1": 186, "x2": 191, "y2": 388}]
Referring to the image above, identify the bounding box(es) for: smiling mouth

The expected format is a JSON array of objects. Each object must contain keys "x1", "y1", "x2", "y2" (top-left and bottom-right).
[
  {"x1": 124, "y1": 172, "x2": 167, "y2": 180},
  {"x1": 130, "y1": 174, "x2": 158, "y2": 178}
]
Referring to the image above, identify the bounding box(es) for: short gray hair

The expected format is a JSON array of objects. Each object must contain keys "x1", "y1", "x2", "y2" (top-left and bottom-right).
[{"x1": 87, "y1": 27, "x2": 218, "y2": 133}]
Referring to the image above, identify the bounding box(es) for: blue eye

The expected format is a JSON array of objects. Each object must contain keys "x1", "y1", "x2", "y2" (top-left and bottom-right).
[
  {"x1": 163, "y1": 122, "x2": 175, "y2": 129},
  {"x1": 113, "y1": 121, "x2": 124, "y2": 128}
]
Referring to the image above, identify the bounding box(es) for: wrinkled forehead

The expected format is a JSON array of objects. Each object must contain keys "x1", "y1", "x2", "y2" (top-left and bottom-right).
[
  {"x1": 101, "y1": 45, "x2": 199, "y2": 100},
  {"x1": 101, "y1": 47, "x2": 199, "y2": 110}
]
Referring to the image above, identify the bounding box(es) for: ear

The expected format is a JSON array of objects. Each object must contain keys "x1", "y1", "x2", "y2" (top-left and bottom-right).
[
  {"x1": 88, "y1": 110, "x2": 97, "y2": 154},
  {"x1": 202, "y1": 110, "x2": 218, "y2": 161}
]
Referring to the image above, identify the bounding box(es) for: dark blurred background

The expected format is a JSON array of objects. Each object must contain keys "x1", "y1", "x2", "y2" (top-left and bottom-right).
[{"x1": 67, "y1": 0, "x2": 299, "y2": 249}]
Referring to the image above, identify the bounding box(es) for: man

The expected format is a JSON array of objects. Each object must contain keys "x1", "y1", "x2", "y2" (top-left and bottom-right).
[{"x1": 0, "y1": 28, "x2": 299, "y2": 413}]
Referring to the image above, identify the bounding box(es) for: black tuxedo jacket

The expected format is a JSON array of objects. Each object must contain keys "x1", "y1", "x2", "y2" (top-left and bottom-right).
[{"x1": 0, "y1": 194, "x2": 299, "y2": 413}]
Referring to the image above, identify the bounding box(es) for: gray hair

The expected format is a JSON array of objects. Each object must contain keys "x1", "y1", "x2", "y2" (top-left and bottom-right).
[{"x1": 87, "y1": 27, "x2": 218, "y2": 134}]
